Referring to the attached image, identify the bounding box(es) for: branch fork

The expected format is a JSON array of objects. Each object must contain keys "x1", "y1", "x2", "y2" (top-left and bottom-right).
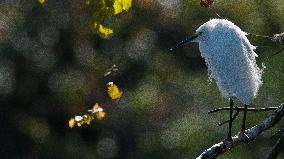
[{"x1": 196, "y1": 103, "x2": 284, "y2": 159}]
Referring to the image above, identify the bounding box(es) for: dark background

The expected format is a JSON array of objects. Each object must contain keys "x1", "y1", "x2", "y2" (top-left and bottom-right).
[{"x1": 0, "y1": 0, "x2": 283, "y2": 159}]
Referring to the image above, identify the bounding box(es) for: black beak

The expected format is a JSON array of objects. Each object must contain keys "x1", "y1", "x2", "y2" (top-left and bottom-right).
[{"x1": 170, "y1": 34, "x2": 199, "y2": 51}]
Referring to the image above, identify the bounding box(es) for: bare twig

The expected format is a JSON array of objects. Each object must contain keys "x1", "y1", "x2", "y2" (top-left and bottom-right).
[
  {"x1": 218, "y1": 110, "x2": 240, "y2": 126},
  {"x1": 196, "y1": 103, "x2": 284, "y2": 159},
  {"x1": 247, "y1": 32, "x2": 284, "y2": 44},
  {"x1": 270, "y1": 48, "x2": 284, "y2": 57},
  {"x1": 247, "y1": 32, "x2": 273, "y2": 40},
  {"x1": 270, "y1": 128, "x2": 284, "y2": 139},
  {"x1": 208, "y1": 106, "x2": 278, "y2": 114},
  {"x1": 266, "y1": 130, "x2": 284, "y2": 159}
]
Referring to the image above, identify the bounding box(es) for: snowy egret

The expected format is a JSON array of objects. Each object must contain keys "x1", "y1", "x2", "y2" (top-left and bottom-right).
[{"x1": 172, "y1": 19, "x2": 263, "y2": 139}]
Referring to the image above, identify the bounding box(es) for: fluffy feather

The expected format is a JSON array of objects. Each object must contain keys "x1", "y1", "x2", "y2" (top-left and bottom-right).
[{"x1": 196, "y1": 19, "x2": 263, "y2": 104}]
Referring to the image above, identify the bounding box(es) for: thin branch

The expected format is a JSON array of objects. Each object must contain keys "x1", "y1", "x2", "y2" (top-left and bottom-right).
[
  {"x1": 266, "y1": 130, "x2": 284, "y2": 159},
  {"x1": 208, "y1": 106, "x2": 278, "y2": 114},
  {"x1": 247, "y1": 32, "x2": 284, "y2": 45},
  {"x1": 218, "y1": 110, "x2": 240, "y2": 126},
  {"x1": 270, "y1": 128, "x2": 284, "y2": 139},
  {"x1": 247, "y1": 32, "x2": 273, "y2": 40},
  {"x1": 196, "y1": 103, "x2": 284, "y2": 159},
  {"x1": 270, "y1": 48, "x2": 284, "y2": 58}
]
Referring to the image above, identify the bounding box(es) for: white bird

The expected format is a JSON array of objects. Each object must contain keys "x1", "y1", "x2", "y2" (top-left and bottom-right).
[{"x1": 172, "y1": 19, "x2": 264, "y2": 139}]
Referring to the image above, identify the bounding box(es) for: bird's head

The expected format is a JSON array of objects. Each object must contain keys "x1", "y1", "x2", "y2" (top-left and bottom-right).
[
  {"x1": 170, "y1": 31, "x2": 203, "y2": 51},
  {"x1": 170, "y1": 19, "x2": 227, "y2": 51}
]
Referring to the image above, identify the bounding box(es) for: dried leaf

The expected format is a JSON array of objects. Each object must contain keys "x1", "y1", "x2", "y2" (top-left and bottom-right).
[
  {"x1": 89, "y1": 103, "x2": 104, "y2": 113},
  {"x1": 83, "y1": 114, "x2": 94, "y2": 125},
  {"x1": 91, "y1": 103, "x2": 106, "y2": 120},
  {"x1": 107, "y1": 82, "x2": 123, "y2": 100},
  {"x1": 96, "y1": 111, "x2": 106, "y2": 120},
  {"x1": 68, "y1": 103, "x2": 106, "y2": 128},
  {"x1": 69, "y1": 118, "x2": 76, "y2": 128}
]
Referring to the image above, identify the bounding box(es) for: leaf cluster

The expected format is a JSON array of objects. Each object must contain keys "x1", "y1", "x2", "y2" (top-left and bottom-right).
[{"x1": 93, "y1": 0, "x2": 132, "y2": 39}]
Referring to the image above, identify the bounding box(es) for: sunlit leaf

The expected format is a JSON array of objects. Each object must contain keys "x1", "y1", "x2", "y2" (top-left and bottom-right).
[
  {"x1": 68, "y1": 103, "x2": 106, "y2": 128},
  {"x1": 113, "y1": 0, "x2": 132, "y2": 15},
  {"x1": 77, "y1": 122, "x2": 82, "y2": 127},
  {"x1": 68, "y1": 118, "x2": 76, "y2": 128},
  {"x1": 96, "y1": 111, "x2": 106, "y2": 120},
  {"x1": 122, "y1": 0, "x2": 132, "y2": 11},
  {"x1": 94, "y1": 22, "x2": 113, "y2": 39},
  {"x1": 91, "y1": 103, "x2": 106, "y2": 120},
  {"x1": 92, "y1": 0, "x2": 132, "y2": 38},
  {"x1": 113, "y1": 0, "x2": 123, "y2": 15},
  {"x1": 107, "y1": 82, "x2": 123, "y2": 100},
  {"x1": 88, "y1": 103, "x2": 104, "y2": 113},
  {"x1": 82, "y1": 114, "x2": 94, "y2": 125},
  {"x1": 38, "y1": 0, "x2": 45, "y2": 5}
]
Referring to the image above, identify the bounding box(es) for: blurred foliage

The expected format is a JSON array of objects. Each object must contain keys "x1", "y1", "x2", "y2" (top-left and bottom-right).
[
  {"x1": 0, "y1": 0, "x2": 283, "y2": 159},
  {"x1": 37, "y1": 0, "x2": 45, "y2": 5}
]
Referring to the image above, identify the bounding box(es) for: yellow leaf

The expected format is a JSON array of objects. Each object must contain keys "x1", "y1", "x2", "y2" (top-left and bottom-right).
[
  {"x1": 113, "y1": 0, "x2": 123, "y2": 15},
  {"x1": 96, "y1": 111, "x2": 106, "y2": 120},
  {"x1": 38, "y1": 0, "x2": 45, "y2": 5},
  {"x1": 89, "y1": 103, "x2": 106, "y2": 120},
  {"x1": 77, "y1": 123, "x2": 82, "y2": 127},
  {"x1": 122, "y1": 0, "x2": 132, "y2": 11},
  {"x1": 68, "y1": 118, "x2": 76, "y2": 128},
  {"x1": 83, "y1": 114, "x2": 94, "y2": 125},
  {"x1": 94, "y1": 22, "x2": 113, "y2": 39},
  {"x1": 113, "y1": 0, "x2": 132, "y2": 15},
  {"x1": 98, "y1": 25, "x2": 113, "y2": 39},
  {"x1": 68, "y1": 103, "x2": 106, "y2": 129},
  {"x1": 91, "y1": 103, "x2": 104, "y2": 113},
  {"x1": 107, "y1": 82, "x2": 123, "y2": 100}
]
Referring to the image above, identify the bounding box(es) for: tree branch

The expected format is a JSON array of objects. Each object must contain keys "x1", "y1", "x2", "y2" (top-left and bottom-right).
[
  {"x1": 208, "y1": 106, "x2": 278, "y2": 114},
  {"x1": 266, "y1": 129, "x2": 284, "y2": 159},
  {"x1": 196, "y1": 103, "x2": 284, "y2": 159}
]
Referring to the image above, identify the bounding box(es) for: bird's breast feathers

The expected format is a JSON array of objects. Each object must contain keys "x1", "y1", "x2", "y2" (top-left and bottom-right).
[{"x1": 199, "y1": 35, "x2": 262, "y2": 105}]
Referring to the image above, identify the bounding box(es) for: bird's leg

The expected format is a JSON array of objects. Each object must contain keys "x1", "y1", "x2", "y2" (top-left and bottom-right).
[
  {"x1": 228, "y1": 98, "x2": 234, "y2": 140},
  {"x1": 241, "y1": 104, "x2": 248, "y2": 132},
  {"x1": 218, "y1": 109, "x2": 240, "y2": 126}
]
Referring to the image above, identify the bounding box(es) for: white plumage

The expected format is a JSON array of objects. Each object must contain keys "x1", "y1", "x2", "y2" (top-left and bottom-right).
[{"x1": 194, "y1": 19, "x2": 263, "y2": 105}]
